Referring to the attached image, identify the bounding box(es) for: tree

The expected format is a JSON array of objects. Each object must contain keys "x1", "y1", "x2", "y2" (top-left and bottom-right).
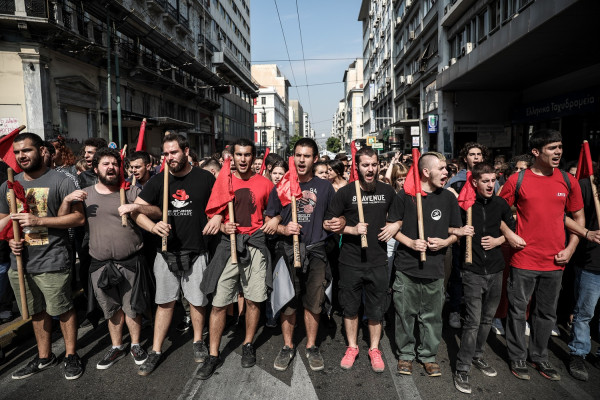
[
  {"x1": 326, "y1": 136, "x2": 341, "y2": 153},
  {"x1": 288, "y1": 134, "x2": 303, "y2": 154}
]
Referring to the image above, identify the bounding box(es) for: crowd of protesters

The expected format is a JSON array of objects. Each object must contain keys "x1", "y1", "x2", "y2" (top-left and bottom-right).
[{"x1": 0, "y1": 128, "x2": 599, "y2": 395}]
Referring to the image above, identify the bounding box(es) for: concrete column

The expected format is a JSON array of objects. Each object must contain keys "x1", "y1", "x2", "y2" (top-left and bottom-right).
[
  {"x1": 15, "y1": 0, "x2": 26, "y2": 17},
  {"x1": 439, "y1": 91, "x2": 455, "y2": 157},
  {"x1": 18, "y1": 46, "x2": 46, "y2": 138}
]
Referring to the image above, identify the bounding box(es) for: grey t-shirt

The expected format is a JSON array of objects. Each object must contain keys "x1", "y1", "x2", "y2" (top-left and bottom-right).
[
  {"x1": 83, "y1": 186, "x2": 143, "y2": 261},
  {"x1": 0, "y1": 168, "x2": 77, "y2": 273}
]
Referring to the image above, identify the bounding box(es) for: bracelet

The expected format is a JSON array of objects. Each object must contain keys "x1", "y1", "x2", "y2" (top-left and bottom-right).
[{"x1": 585, "y1": 230, "x2": 589, "y2": 239}]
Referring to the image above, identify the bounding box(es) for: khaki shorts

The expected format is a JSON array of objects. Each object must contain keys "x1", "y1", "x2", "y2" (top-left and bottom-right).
[
  {"x1": 212, "y1": 247, "x2": 267, "y2": 308},
  {"x1": 8, "y1": 268, "x2": 73, "y2": 317}
]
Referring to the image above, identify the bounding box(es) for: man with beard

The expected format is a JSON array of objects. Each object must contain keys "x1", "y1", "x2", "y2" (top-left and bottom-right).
[
  {"x1": 393, "y1": 152, "x2": 471, "y2": 377},
  {"x1": 198, "y1": 138, "x2": 274, "y2": 379},
  {"x1": 61, "y1": 148, "x2": 149, "y2": 370},
  {"x1": 265, "y1": 138, "x2": 344, "y2": 372},
  {"x1": 132, "y1": 133, "x2": 220, "y2": 376},
  {"x1": 0, "y1": 132, "x2": 85, "y2": 380},
  {"x1": 127, "y1": 151, "x2": 155, "y2": 189},
  {"x1": 324, "y1": 146, "x2": 400, "y2": 373}
]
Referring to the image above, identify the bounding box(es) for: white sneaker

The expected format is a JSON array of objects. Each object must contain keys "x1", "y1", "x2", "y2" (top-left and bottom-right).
[
  {"x1": 449, "y1": 312, "x2": 462, "y2": 329},
  {"x1": 551, "y1": 325, "x2": 560, "y2": 337},
  {"x1": 525, "y1": 321, "x2": 530, "y2": 336},
  {"x1": 491, "y1": 318, "x2": 505, "y2": 336}
]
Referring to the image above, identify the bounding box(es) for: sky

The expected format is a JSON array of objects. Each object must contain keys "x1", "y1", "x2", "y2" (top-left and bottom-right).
[{"x1": 250, "y1": 0, "x2": 363, "y2": 143}]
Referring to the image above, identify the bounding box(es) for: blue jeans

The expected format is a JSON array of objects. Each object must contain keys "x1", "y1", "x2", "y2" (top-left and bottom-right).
[
  {"x1": 568, "y1": 267, "x2": 600, "y2": 358},
  {"x1": 0, "y1": 262, "x2": 9, "y2": 301}
]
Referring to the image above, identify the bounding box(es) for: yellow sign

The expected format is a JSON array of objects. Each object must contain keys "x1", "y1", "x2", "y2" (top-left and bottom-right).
[{"x1": 367, "y1": 136, "x2": 376, "y2": 146}]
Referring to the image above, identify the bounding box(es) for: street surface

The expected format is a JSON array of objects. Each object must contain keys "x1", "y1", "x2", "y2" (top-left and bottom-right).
[{"x1": 1, "y1": 307, "x2": 599, "y2": 400}]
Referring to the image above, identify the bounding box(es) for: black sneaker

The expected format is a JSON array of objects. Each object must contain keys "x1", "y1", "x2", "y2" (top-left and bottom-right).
[
  {"x1": 176, "y1": 316, "x2": 192, "y2": 332},
  {"x1": 306, "y1": 346, "x2": 324, "y2": 371},
  {"x1": 12, "y1": 353, "x2": 57, "y2": 379},
  {"x1": 131, "y1": 345, "x2": 148, "y2": 365},
  {"x1": 197, "y1": 355, "x2": 223, "y2": 380},
  {"x1": 64, "y1": 353, "x2": 83, "y2": 380},
  {"x1": 510, "y1": 360, "x2": 530, "y2": 380},
  {"x1": 472, "y1": 358, "x2": 497, "y2": 377},
  {"x1": 568, "y1": 355, "x2": 588, "y2": 381},
  {"x1": 274, "y1": 346, "x2": 295, "y2": 371},
  {"x1": 96, "y1": 346, "x2": 127, "y2": 370},
  {"x1": 241, "y1": 343, "x2": 256, "y2": 368},
  {"x1": 529, "y1": 360, "x2": 560, "y2": 381},
  {"x1": 193, "y1": 341, "x2": 209, "y2": 363},
  {"x1": 138, "y1": 351, "x2": 162, "y2": 376},
  {"x1": 454, "y1": 371, "x2": 472, "y2": 394}
]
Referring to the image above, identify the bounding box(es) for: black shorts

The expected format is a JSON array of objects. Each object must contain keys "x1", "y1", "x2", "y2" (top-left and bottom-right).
[
  {"x1": 338, "y1": 263, "x2": 389, "y2": 321},
  {"x1": 282, "y1": 255, "x2": 328, "y2": 316}
]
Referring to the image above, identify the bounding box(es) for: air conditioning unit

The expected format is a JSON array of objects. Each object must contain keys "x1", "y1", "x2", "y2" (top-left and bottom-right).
[
  {"x1": 406, "y1": 75, "x2": 413, "y2": 85},
  {"x1": 450, "y1": 57, "x2": 457, "y2": 65},
  {"x1": 399, "y1": 75, "x2": 405, "y2": 84},
  {"x1": 462, "y1": 42, "x2": 474, "y2": 55},
  {"x1": 395, "y1": 16, "x2": 402, "y2": 27},
  {"x1": 406, "y1": 0, "x2": 413, "y2": 8},
  {"x1": 408, "y1": 30, "x2": 415, "y2": 41},
  {"x1": 382, "y1": 0, "x2": 387, "y2": 7},
  {"x1": 371, "y1": 73, "x2": 376, "y2": 81},
  {"x1": 385, "y1": 77, "x2": 391, "y2": 85},
  {"x1": 276, "y1": 123, "x2": 281, "y2": 129},
  {"x1": 369, "y1": 32, "x2": 374, "y2": 40},
  {"x1": 369, "y1": 10, "x2": 374, "y2": 17},
  {"x1": 442, "y1": 65, "x2": 449, "y2": 71}
]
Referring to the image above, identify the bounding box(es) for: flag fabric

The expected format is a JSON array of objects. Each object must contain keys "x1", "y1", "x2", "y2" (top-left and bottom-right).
[
  {"x1": 403, "y1": 148, "x2": 427, "y2": 197},
  {"x1": 0, "y1": 180, "x2": 29, "y2": 240},
  {"x1": 575, "y1": 141, "x2": 594, "y2": 180},
  {"x1": 119, "y1": 147, "x2": 130, "y2": 190},
  {"x1": 158, "y1": 157, "x2": 166, "y2": 173},
  {"x1": 349, "y1": 141, "x2": 359, "y2": 183},
  {"x1": 271, "y1": 256, "x2": 295, "y2": 317},
  {"x1": 276, "y1": 156, "x2": 302, "y2": 207},
  {"x1": 457, "y1": 171, "x2": 476, "y2": 211},
  {"x1": 135, "y1": 119, "x2": 147, "y2": 152},
  {"x1": 205, "y1": 155, "x2": 234, "y2": 217},
  {"x1": 0, "y1": 125, "x2": 25, "y2": 173},
  {"x1": 258, "y1": 147, "x2": 270, "y2": 176}
]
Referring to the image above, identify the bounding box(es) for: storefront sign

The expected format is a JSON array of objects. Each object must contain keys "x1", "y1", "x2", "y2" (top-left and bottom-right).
[
  {"x1": 427, "y1": 114, "x2": 439, "y2": 133},
  {"x1": 516, "y1": 90, "x2": 599, "y2": 121}
]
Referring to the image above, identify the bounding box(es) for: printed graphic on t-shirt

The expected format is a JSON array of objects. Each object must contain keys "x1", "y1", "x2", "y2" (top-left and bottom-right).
[
  {"x1": 169, "y1": 189, "x2": 193, "y2": 216},
  {"x1": 8, "y1": 188, "x2": 50, "y2": 246},
  {"x1": 431, "y1": 209, "x2": 442, "y2": 221},
  {"x1": 298, "y1": 189, "x2": 317, "y2": 223},
  {"x1": 235, "y1": 188, "x2": 257, "y2": 228},
  {"x1": 351, "y1": 193, "x2": 388, "y2": 204}
]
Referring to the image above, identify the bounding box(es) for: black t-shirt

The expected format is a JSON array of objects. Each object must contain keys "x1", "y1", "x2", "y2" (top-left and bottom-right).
[
  {"x1": 326, "y1": 181, "x2": 399, "y2": 266},
  {"x1": 0, "y1": 162, "x2": 8, "y2": 264},
  {"x1": 574, "y1": 178, "x2": 600, "y2": 271},
  {"x1": 139, "y1": 167, "x2": 215, "y2": 253},
  {"x1": 393, "y1": 188, "x2": 462, "y2": 279},
  {"x1": 265, "y1": 176, "x2": 334, "y2": 245}
]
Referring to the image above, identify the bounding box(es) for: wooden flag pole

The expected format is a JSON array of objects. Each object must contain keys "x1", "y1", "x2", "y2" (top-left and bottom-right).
[
  {"x1": 591, "y1": 175, "x2": 600, "y2": 228},
  {"x1": 291, "y1": 196, "x2": 301, "y2": 268},
  {"x1": 416, "y1": 192, "x2": 426, "y2": 262},
  {"x1": 120, "y1": 145, "x2": 128, "y2": 227},
  {"x1": 354, "y1": 180, "x2": 368, "y2": 248},
  {"x1": 7, "y1": 169, "x2": 29, "y2": 320},
  {"x1": 161, "y1": 161, "x2": 169, "y2": 252},
  {"x1": 228, "y1": 201, "x2": 238, "y2": 264},
  {"x1": 465, "y1": 206, "x2": 473, "y2": 265}
]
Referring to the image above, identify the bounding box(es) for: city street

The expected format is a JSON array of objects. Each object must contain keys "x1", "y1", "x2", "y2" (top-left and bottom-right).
[{"x1": 1, "y1": 307, "x2": 599, "y2": 400}]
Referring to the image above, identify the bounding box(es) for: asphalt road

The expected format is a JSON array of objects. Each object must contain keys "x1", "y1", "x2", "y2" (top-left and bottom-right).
[{"x1": 1, "y1": 306, "x2": 599, "y2": 400}]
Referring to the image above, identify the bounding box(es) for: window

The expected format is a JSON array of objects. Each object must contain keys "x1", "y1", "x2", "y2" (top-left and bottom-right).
[
  {"x1": 261, "y1": 96, "x2": 266, "y2": 105},
  {"x1": 489, "y1": 0, "x2": 501, "y2": 32},
  {"x1": 477, "y1": 10, "x2": 488, "y2": 41}
]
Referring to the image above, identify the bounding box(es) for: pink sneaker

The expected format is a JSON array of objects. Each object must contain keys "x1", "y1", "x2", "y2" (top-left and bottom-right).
[
  {"x1": 368, "y1": 348, "x2": 385, "y2": 373},
  {"x1": 340, "y1": 346, "x2": 359, "y2": 369}
]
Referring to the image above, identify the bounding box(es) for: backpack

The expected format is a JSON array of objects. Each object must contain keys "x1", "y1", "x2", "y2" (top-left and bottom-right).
[{"x1": 514, "y1": 169, "x2": 571, "y2": 204}]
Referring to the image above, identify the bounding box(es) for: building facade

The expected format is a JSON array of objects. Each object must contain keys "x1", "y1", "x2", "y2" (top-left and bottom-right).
[
  {"x1": 254, "y1": 86, "x2": 289, "y2": 156},
  {"x1": 289, "y1": 99, "x2": 304, "y2": 138},
  {"x1": 0, "y1": 0, "x2": 256, "y2": 157},
  {"x1": 341, "y1": 58, "x2": 364, "y2": 150}
]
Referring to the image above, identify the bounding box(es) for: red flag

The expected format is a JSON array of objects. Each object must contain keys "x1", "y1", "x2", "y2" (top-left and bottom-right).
[
  {"x1": 258, "y1": 147, "x2": 270, "y2": 176},
  {"x1": 349, "y1": 141, "x2": 359, "y2": 183},
  {"x1": 575, "y1": 141, "x2": 594, "y2": 180},
  {"x1": 158, "y1": 157, "x2": 166, "y2": 173},
  {"x1": 0, "y1": 181, "x2": 29, "y2": 240},
  {"x1": 135, "y1": 119, "x2": 147, "y2": 152},
  {"x1": 403, "y1": 148, "x2": 427, "y2": 197},
  {"x1": 0, "y1": 125, "x2": 25, "y2": 173},
  {"x1": 206, "y1": 155, "x2": 234, "y2": 217},
  {"x1": 119, "y1": 147, "x2": 130, "y2": 190},
  {"x1": 276, "y1": 156, "x2": 302, "y2": 207},
  {"x1": 457, "y1": 171, "x2": 476, "y2": 211}
]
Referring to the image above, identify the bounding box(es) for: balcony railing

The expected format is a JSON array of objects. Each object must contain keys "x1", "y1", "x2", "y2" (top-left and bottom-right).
[{"x1": 26, "y1": 0, "x2": 47, "y2": 18}]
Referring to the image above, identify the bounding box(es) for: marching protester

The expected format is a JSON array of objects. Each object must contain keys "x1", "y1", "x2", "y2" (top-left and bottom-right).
[
  {"x1": 132, "y1": 133, "x2": 221, "y2": 376},
  {"x1": 499, "y1": 129, "x2": 584, "y2": 381},
  {"x1": 127, "y1": 151, "x2": 155, "y2": 189},
  {"x1": 199, "y1": 138, "x2": 274, "y2": 379},
  {"x1": 0, "y1": 133, "x2": 85, "y2": 380},
  {"x1": 325, "y1": 146, "x2": 400, "y2": 373}
]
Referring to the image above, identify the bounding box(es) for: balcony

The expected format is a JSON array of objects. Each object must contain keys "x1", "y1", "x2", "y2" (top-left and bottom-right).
[
  {"x1": 146, "y1": 0, "x2": 167, "y2": 14},
  {"x1": 162, "y1": 2, "x2": 178, "y2": 25}
]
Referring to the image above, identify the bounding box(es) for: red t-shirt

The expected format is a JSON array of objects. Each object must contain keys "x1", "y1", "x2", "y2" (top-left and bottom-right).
[
  {"x1": 224, "y1": 173, "x2": 274, "y2": 235},
  {"x1": 499, "y1": 169, "x2": 583, "y2": 271}
]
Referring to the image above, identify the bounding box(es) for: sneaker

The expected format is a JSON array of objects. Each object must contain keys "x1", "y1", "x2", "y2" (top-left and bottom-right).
[
  {"x1": 96, "y1": 346, "x2": 127, "y2": 370},
  {"x1": 368, "y1": 348, "x2": 385, "y2": 373},
  {"x1": 454, "y1": 371, "x2": 472, "y2": 394},
  {"x1": 551, "y1": 324, "x2": 560, "y2": 337},
  {"x1": 472, "y1": 358, "x2": 497, "y2": 377},
  {"x1": 340, "y1": 346, "x2": 359, "y2": 370},
  {"x1": 197, "y1": 355, "x2": 223, "y2": 380},
  {"x1": 568, "y1": 355, "x2": 588, "y2": 381},
  {"x1": 64, "y1": 353, "x2": 83, "y2": 380},
  {"x1": 397, "y1": 359, "x2": 413, "y2": 375},
  {"x1": 525, "y1": 321, "x2": 530, "y2": 336},
  {"x1": 241, "y1": 343, "x2": 256, "y2": 368},
  {"x1": 12, "y1": 353, "x2": 57, "y2": 380},
  {"x1": 131, "y1": 345, "x2": 148, "y2": 365},
  {"x1": 306, "y1": 346, "x2": 325, "y2": 371},
  {"x1": 449, "y1": 312, "x2": 462, "y2": 329},
  {"x1": 423, "y1": 362, "x2": 441, "y2": 377},
  {"x1": 176, "y1": 316, "x2": 192, "y2": 332},
  {"x1": 510, "y1": 360, "x2": 530, "y2": 380},
  {"x1": 528, "y1": 360, "x2": 560, "y2": 381},
  {"x1": 274, "y1": 345, "x2": 295, "y2": 371},
  {"x1": 193, "y1": 341, "x2": 209, "y2": 363},
  {"x1": 138, "y1": 351, "x2": 162, "y2": 376},
  {"x1": 265, "y1": 318, "x2": 277, "y2": 328},
  {"x1": 491, "y1": 318, "x2": 505, "y2": 336}
]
